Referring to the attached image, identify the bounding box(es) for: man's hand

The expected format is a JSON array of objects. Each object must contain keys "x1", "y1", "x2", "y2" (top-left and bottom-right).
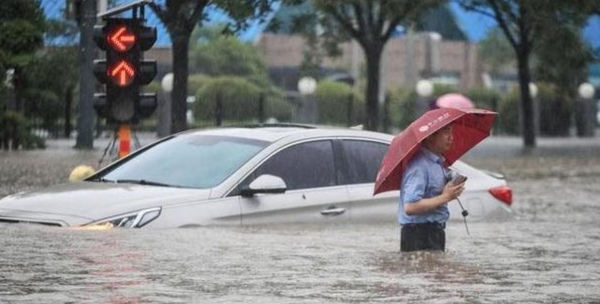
[{"x1": 441, "y1": 180, "x2": 465, "y2": 202}]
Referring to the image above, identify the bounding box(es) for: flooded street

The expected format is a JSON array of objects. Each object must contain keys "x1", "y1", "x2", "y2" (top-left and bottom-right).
[{"x1": 1, "y1": 136, "x2": 600, "y2": 303}]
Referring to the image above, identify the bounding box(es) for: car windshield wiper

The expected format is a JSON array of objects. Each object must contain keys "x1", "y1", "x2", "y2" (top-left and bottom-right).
[
  {"x1": 114, "y1": 179, "x2": 174, "y2": 187},
  {"x1": 89, "y1": 177, "x2": 113, "y2": 183}
]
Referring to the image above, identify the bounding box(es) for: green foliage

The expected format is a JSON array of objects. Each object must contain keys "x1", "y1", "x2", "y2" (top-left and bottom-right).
[
  {"x1": 17, "y1": 47, "x2": 78, "y2": 135},
  {"x1": 465, "y1": 87, "x2": 502, "y2": 111},
  {"x1": 465, "y1": 87, "x2": 503, "y2": 133},
  {"x1": 388, "y1": 87, "x2": 419, "y2": 130},
  {"x1": 478, "y1": 28, "x2": 516, "y2": 74},
  {"x1": 414, "y1": 4, "x2": 468, "y2": 41},
  {"x1": 191, "y1": 33, "x2": 269, "y2": 82},
  {"x1": 534, "y1": 25, "x2": 592, "y2": 97},
  {"x1": 537, "y1": 83, "x2": 573, "y2": 137},
  {"x1": 315, "y1": 80, "x2": 364, "y2": 125},
  {"x1": 193, "y1": 76, "x2": 291, "y2": 123},
  {"x1": 498, "y1": 90, "x2": 520, "y2": 135},
  {"x1": 264, "y1": 93, "x2": 293, "y2": 123},
  {"x1": 497, "y1": 84, "x2": 573, "y2": 136},
  {"x1": 0, "y1": 111, "x2": 45, "y2": 150},
  {"x1": 0, "y1": 0, "x2": 45, "y2": 69},
  {"x1": 431, "y1": 84, "x2": 456, "y2": 97},
  {"x1": 0, "y1": 0, "x2": 49, "y2": 144},
  {"x1": 189, "y1": 25, "x2": 274, "y2": 98},
  {"x1": 188, "y1": 74, "x2": 211, "y2": 95},
  {"x1": 45, "y1": 18, "x2": 79, "y2": 46}
]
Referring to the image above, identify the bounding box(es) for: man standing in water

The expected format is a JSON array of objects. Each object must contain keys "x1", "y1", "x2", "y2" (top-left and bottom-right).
[{"x1": 399, "y1": 125, "x2": 466, "y2": 252}]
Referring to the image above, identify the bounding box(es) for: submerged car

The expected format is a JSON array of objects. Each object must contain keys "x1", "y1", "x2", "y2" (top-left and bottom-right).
[{"x1": 0, "y1": 125, "x2": 513, "y2": 229}]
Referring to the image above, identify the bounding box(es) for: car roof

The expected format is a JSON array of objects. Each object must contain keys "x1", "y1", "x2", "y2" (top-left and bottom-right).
[{"x1": 177, "y1": 124, "x2": 393, "y2": 143}]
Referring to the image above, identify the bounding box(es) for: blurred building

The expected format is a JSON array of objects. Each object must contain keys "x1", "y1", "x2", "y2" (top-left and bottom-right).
[{"x1": 256, "y1": 32, "x2": 480, "y2": 92}]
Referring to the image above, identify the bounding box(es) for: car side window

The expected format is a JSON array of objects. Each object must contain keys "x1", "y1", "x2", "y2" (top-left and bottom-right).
[
  {"x1": 251, "y1": 140, "x2": 336, "y2": 190},
  {"x1": 341, "y1": 140, "x2": 388, "y2": 184}
]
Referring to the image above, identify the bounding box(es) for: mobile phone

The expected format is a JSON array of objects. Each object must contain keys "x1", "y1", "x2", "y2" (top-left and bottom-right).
[{"x1": 451, "y1": 174, "x2": 467, "y2": 185}]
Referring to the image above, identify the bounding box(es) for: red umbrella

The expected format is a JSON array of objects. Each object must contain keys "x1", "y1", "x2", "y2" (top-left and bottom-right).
[
  {"x1": 374, "y1": 107, "x2": 496, "y2": 195},
  {"x1": 436, "y1": 93, "x2": 475, "y2": 109}
]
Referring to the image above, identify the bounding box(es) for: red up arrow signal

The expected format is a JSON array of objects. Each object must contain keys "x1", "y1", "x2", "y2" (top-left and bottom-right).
[
  {"x1": 107, "y1": 26, "x2": 136, "y2": 52},
  {"x1": 109, "y1": 60, "x2": 136, "y2": 87}
]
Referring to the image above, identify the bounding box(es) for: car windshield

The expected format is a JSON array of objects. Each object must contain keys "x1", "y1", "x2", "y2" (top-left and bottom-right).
[{"x1": 99, "y1": 134, "x2": 269, "y2": 189}]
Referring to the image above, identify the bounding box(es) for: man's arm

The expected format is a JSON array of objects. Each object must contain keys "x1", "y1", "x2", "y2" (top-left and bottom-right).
[{"x1": 404, "y1": 181, "x2": 465, "y2": 215}]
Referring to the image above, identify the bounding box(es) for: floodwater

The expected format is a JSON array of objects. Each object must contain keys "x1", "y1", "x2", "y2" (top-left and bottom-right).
[{"x1": 1, "y1": 137, "x2": 600, "y2": 303}]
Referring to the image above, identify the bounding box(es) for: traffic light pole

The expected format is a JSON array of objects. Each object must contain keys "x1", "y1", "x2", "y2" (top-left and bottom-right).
[
  {"x1": 98, "y1": 124, "x2": 141, "y2": 166},
  {"x1": 117, "y1": 124, "x2": 131, "y2": 159}
]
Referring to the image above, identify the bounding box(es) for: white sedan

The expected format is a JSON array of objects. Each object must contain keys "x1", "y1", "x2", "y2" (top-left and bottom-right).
[{"x1": 0, "y1": 125, "x2": 512, "y2": 229}]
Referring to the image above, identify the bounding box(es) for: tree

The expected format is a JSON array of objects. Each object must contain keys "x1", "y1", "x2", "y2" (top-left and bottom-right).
[
  {"x1": 0, "y1": 0, "x2": 45, "y2": 112},
  {"x1": 415, "y1": 4, "x2": 469, "y2": 41},
  {"x1": 279, "y1": 0, "x2": 444, "y2": 131},
  {"x1": 43, "y1": 19, "x2": 80, "y2": 138},
  {"x1": 149, "y1": 0, "x2": 274, "y2": 134},
  {"x1": 535, "y1": 25, "x2": 592, "y2": 97},
  {"x1": 456, "y1": 0, "x2": 593, "y2": 147},
  {"x1": 190, "y1": 25, "x2": 271, "y2": 87},
  {"x1": 477, "y1": 27, "x2": 515, "y2": 75}
]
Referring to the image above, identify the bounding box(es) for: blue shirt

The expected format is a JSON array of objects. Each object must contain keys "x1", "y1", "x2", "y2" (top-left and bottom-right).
[{"x1": 398, "y1": 148, "x2": 451, "y2": 225}]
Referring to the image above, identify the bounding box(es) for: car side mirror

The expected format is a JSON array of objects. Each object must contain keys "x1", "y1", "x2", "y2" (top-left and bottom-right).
[{"x1": 240, "y1": 174, "x2": 287, "y2": 197}]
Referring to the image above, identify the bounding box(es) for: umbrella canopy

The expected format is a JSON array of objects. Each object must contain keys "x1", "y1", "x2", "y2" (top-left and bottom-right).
[
  {"x1": 436, "y1": 93, "x2": 475, "y2": 109},
  {"x1": 374, "y1": 107, "x2": 496, "y2": 195}
]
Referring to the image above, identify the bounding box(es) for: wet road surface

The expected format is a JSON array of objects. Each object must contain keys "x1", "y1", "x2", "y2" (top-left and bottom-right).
[{"x1": 1, "y1": 135, "x2": 600, "y2": 303}]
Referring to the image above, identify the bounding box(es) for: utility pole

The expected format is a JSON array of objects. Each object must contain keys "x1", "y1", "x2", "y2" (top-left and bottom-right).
[{"x1": 76, "y1": 0, "x2": 97, "y2": 149}]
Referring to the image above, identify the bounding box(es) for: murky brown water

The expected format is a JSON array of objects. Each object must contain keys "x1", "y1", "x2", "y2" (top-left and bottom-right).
[{"x1": 1, "y1": 137, "x2": 600, "y2": 303}]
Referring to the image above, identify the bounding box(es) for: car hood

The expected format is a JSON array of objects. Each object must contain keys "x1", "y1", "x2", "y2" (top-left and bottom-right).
[{"x1": 0, "y1": 181, "x2": 211, "y2": 227}]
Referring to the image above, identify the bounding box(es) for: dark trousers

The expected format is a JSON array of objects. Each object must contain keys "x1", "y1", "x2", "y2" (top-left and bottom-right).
[{"x1": 400, "y1": 223, "x2": 446, "y2": 252}]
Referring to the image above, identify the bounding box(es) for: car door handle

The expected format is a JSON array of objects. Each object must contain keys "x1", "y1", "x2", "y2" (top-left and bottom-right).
[{"x1": 320, "y1": 206, "x2": 346, "y2": 216}]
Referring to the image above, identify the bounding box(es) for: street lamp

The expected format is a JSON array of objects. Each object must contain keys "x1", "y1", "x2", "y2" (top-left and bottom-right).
[
  {"x1": 158, "y1": 73, "x2": 173, "y2": 138},
  {"x1": 4, "y1": 69, "x2": 16, "y2": 111},
  {"x1": 296, "y1": 77, "x2": 317, "y2": 123},
  {"x1": 576, "y1": 82, "x2": 596, "y2": 137},
  {"x1": 298, "y1": 76, "x2": 317, "y2": 95},
  {"x1": 529, "y1": 82, "x2": 539, "y2": 136},
  {"x1": 416, "y1": 79, "x2": 434, "y2": 98},
  {"x1": 578, "y1": 82, "x2": 595, "y2": 99},
  {"x1": 415, "y1": 79, "x2": 433, "y2": 116},
  {"x1": 424, "y1": 32, "x2": 441, "y2": 78},
  {"x1": 529, "y1": 82, "x2": 538, "y2": 98},
  {"x1": 161, "y1": 73, "x2": 173, "y2": 92}
]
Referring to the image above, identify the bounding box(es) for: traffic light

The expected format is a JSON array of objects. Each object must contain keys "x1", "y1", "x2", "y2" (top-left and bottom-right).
[{"x1": 93, "y1": 18, "x2": 157, "y2": 124}]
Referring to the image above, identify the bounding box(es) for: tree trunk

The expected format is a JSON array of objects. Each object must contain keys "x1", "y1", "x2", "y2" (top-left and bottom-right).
[
  {"x1": 169, "y1": 34, "x2": 190, "y2": 134},
  {"x1": 64, "y1": 85, "x2": 73, "y2": 138},
  {"x1": 364, "y1": 45, "x2": 383, "y2": 131},
  {"x1": 75, "y1": 0, "x2": 95, "y2": 149},
  {"x1": 516, "y1": 51, "x2": 536, "y2": 148}
]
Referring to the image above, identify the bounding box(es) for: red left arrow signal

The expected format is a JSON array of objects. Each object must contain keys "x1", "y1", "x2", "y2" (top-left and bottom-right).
[
  {"x1": 107, "y1": 26, "x2": 136, "y2": 52},
  {"x1": 109, "y1": 60, "x2": 136, "y2": 87}
]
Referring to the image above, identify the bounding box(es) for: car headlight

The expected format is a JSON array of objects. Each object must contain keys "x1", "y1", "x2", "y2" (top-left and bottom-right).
[{"x1": 80, "y1": 207, "x2": 161, "y2": 230}]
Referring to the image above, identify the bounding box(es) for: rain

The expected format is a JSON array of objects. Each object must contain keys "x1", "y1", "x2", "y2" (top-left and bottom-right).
[{"x1": 1, "y1": 0, "x2": 600, "y2": 303}]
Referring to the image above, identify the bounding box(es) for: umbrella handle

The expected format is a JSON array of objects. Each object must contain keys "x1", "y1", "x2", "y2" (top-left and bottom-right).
[
  {"x1": 456, "y1": 197, "x2": 468, "y2": 217},
  {"x1": 456, "y1": 197, "x2": 470, "y2": 236}
]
